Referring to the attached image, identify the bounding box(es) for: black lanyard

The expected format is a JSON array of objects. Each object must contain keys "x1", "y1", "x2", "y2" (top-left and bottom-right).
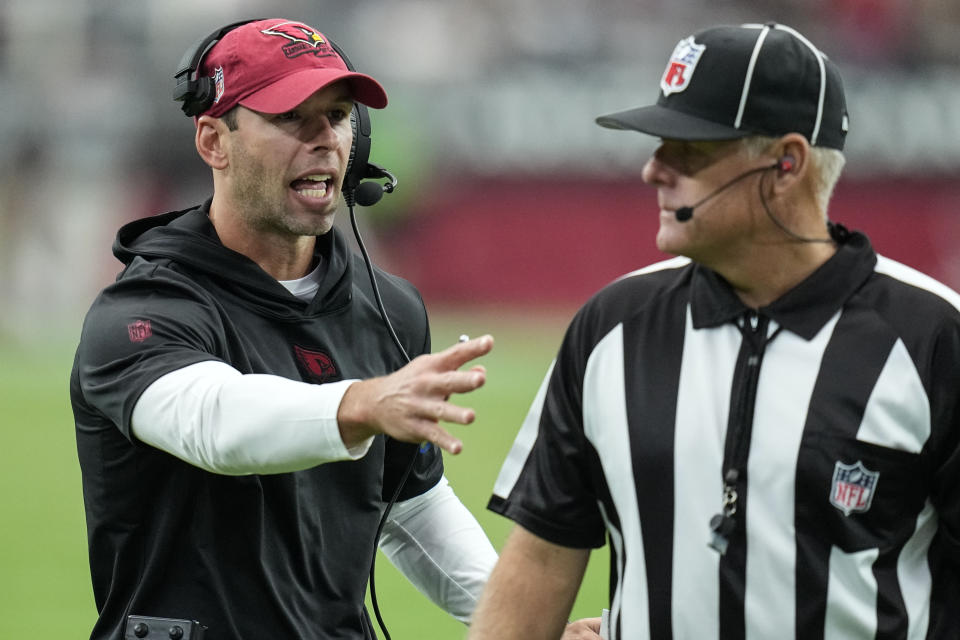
[{"x1": 709, "y1": 311, "x2": 783, "y2": 554}]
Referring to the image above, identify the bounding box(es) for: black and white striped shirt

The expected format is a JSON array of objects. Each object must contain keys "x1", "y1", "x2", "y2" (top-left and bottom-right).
[{"x1": 489, "y1": 231, "x2": 960, "y2": 639}]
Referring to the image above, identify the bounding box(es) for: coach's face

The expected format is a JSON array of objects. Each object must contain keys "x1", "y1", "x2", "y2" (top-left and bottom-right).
[
  {"x1": 641, "y1": 139, "x2": 763, "y2": 264},
  {"x1": 220, "y1": 82, "x2": 355, "y2": 238}
]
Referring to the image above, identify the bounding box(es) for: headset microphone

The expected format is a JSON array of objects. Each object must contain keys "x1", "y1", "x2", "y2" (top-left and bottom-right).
[
  {"x1": 674, "y1": 205, "x2": 695, "y2": 222},
  {"x1": 353, "y1": 162, "x2": 398, "y2": 207},
  {"x1": 673, "y1": 156, "x2": 792, "y2": 222}
]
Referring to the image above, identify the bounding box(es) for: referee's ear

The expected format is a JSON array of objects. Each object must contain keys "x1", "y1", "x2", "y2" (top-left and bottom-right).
[
  {"x1": 195, "y1": 114, "x2": 230, "y2": 171},
  {"x1": 770, "y1": 133, "x2": 809, "y2": 198}
]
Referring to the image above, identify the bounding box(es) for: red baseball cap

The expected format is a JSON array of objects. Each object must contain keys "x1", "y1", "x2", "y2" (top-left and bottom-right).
[{"x1": 198, "y1": 19, "x2": 388, "y2": 118}]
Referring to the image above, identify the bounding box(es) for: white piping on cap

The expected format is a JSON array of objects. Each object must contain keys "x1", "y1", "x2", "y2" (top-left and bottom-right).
[
  {"x1": 734, "y1": 24, "x2": 771, "y2": 130},
  {"x1": 737, "y1": 23, "x2": 828, "y2": 144},
  {"x1": 773, "y1": 23, "x2": 827, "y2": 145}
]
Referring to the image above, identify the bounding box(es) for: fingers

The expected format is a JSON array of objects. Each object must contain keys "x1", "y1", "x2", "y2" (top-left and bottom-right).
[
  {"x1": 562, "y1": 617, "x2": 603, "y2": 639},
  {"x1": 418, "y1": 337, "x2": 490, "y2": 453},
  {"x1": 434, "y1": 369, "x2": 487, "y2": 399},
  {"x1": 419, "y1": 422, "x2": 463, "y2": 455},
  {"x1": 410, "y1": 401, "x2": 467, "y2": 453},
  {"x1": 432, "y1": 334, "x2": 494, "y2": 371},
  {"x1": 414, "y1": 400, "x2": 475, "y2": 454},
  {"x1": 339, "y1": 334, "x2": 493, "y2": 455},
  {"x1": 580, "y1": 617, "x2": 602, "y2": 632},
  {"x1": 421, "y1": 400, "x2": 476, "y2": 426},
  {"x1": 431, "y1": 338, "x2": 491, "y2": 401}
]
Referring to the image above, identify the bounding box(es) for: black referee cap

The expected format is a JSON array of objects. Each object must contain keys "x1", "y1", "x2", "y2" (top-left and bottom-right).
[{"x1": 596, "y1": 23, "x2": 850, "y2": 150}]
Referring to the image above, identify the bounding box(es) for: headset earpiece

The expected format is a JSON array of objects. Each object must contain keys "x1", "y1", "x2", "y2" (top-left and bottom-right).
[
  {"x1": 325, "y1": 39, "x2": 373, "y2": 207},
  {"x1": 173, "y1": 19, "x2": 262, "y2": 117},
  {"x1": 778, "y1": 155, "x2": 796, "y2": 172}
]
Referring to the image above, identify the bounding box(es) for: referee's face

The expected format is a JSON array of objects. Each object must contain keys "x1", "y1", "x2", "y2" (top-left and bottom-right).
[
  {"x1": 642, "y1": 139, "x2": 765, "y2": 264},
  {"x1": 219, "y1": 82, "x2": 355, "y2": 239}
]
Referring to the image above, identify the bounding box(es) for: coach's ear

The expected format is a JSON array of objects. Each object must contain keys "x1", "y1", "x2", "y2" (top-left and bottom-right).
[{"x1": 195, "y1": 115, "x2": 229, "y2": 170}]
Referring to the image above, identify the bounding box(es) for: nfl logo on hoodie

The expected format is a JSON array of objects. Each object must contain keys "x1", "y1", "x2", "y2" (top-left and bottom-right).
[
  {"x1": 830, "y1": 460, "x2": 880, "y2": 516},
  {"x1": 660, "y1": 36, "x2": 706, "y2": 96}
]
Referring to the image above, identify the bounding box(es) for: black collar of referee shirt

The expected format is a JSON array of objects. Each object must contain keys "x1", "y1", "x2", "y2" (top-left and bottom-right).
[{"x1": 690, "y1": 226, "x2": 877, "y2": 340}]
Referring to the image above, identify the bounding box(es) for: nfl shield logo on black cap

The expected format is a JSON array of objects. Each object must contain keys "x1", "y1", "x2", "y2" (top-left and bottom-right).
[{"x1": 661, "y1": 37, "x2": 706, "y2": 96}]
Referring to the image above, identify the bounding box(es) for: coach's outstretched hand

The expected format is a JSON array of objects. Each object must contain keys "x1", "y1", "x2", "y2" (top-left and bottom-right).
[{"x1": 337, "y1": 335, "x2": 494, "y2": 454}]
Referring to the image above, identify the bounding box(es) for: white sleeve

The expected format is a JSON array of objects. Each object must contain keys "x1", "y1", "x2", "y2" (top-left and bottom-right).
[
  {"x1": 131, "y1": 360, "x2": 373, "y2": 475},
  {"x1": 378, "y1": 476, "x2": 498, "y2": 624}
]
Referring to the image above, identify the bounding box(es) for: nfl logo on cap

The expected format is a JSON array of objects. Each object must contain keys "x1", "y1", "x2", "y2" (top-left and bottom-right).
[
  {"x1": 213, "y1": 66, "x2": 225, "y2": 104},
  {"x1": 660, "y1": 36, "x2": 705, "y2": 96}
]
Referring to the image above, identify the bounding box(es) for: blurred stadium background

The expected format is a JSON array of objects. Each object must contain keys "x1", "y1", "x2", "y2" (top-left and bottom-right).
[{"x1": 1, "y1": 0, "x2": 958, "y2": 637}]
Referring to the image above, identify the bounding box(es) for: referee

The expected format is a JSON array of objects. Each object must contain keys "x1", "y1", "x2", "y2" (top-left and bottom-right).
[{"x1": 469, "y1": 23, "x2": 960, "y2": 640}]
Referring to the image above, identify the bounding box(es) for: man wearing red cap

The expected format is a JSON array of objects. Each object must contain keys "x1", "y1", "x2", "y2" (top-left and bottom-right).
[
  {"x1": 72, "y1": 19, "x2": 499, "y2": 639},
  {"x1": 470, "y1": 22, "x2": 960, "y2": 640}
]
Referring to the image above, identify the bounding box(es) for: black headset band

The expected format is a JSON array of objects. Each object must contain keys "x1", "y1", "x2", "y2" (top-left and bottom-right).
[
  {"x1": 173, "y1": 19, "x2": 260, "y2": 80},
  {"x1": 172, "y1": 19, "x2": 264, "y2": 111}
]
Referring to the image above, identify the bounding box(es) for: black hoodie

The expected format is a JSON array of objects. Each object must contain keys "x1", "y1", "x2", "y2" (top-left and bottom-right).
[{"x1": 71, "y1": 202, "x2": 442, "y2": 640}]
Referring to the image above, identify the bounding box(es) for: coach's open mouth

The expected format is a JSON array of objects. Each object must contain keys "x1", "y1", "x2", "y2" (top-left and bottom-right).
[{"x1": 291, "y1": 174, "x2": 332, "y2": 198}]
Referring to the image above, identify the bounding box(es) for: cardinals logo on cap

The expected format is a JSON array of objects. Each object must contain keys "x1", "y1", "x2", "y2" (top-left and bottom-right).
[
  {"x1": 261, "y1": 22, "x2": 332, "y2": 59},
  {"x1": 660, "y1": 36, "x2": 706, "y2": 96}
]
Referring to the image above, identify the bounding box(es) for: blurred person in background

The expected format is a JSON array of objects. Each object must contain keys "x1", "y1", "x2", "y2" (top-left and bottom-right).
[
  {"x1": 470, "y1": 22, "x2": 960, "y2": 640},
  {"x1": 69, "y1": 18, "x2": 501, "y2": 640}
]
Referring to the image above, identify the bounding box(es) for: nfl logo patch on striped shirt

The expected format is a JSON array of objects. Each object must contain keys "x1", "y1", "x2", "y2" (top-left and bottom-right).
[{"x1": 830, "y1": 460, "x2": 879, "y2": 516}]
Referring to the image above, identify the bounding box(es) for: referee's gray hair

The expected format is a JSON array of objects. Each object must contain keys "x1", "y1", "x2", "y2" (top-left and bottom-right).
[{"x1": 740, "y1": 135, "x2": 846, "y2": 217}]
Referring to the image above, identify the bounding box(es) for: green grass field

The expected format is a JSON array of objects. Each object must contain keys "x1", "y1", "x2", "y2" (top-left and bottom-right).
[{"x1": 0, "y1": 309, "x2": 610, "y2": 639}]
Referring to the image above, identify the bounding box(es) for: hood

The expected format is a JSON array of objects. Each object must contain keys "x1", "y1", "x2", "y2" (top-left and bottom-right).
[{"x1": 112, "y1": 201, "x2": 353, "y2": 318}]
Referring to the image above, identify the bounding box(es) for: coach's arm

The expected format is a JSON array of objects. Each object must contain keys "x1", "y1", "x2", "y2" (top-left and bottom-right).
[{"x1": 468, "y1": 524, "x2": 601, "y2": 640}]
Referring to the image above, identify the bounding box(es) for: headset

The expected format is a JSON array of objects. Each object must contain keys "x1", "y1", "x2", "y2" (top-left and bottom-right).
[
  {"x1": 672, "y1": 153, "x2": 832, "y2": 244},
  {"x1": 172, "y1": 19, "x2": 397, "y2": 208},
  {"x1": 173, "y1": 21, "x2": 410, "y2": 640}
]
